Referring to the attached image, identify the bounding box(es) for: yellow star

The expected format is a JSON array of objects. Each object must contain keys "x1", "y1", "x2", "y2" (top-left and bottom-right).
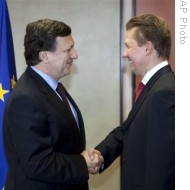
[
  {"x1": 11, "y1": 75, "x2": 16, "y2": 89},
  {"x1": 0, "y1": 83, "x2": 9, "y2": 102}
]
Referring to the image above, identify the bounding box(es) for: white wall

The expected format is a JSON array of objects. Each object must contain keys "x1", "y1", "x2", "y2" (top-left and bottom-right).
[{"x1": 7, "y1": 0, "x2": 133, "y2": 189}]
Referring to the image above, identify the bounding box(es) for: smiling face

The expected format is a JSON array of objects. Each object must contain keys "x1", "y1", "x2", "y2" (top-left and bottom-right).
[
  {"x1": 44, "y1": 35, "x2": 78, "y2": 80},
  {"x1": 122, "y1": 28, "x2": 147, "y2": 77}
]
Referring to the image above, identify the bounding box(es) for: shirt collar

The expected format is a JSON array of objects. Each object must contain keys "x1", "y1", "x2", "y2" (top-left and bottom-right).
[
  {"x1": 31, "y1": 66, "x2": 58, "y2": 91},
  {"x1": 142, "y1": 61, "x2": 168, "y2": 85}
]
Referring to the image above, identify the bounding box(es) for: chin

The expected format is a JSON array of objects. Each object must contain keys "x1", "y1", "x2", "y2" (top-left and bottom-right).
[
  {"x1": 130, "y1": 66, "x2": 135, "y2": 73},
  {"x1": 66, "y1": 71, "x2": 71, "y2": 76}
]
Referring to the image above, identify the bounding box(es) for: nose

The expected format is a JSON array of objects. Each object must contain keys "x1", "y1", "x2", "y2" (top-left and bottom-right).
[
  {"x1": 122, "y1": 48, "x2": 128, "y2": 58},
  {"x1": 71, "y1": 47, "x2": 78, "y2": 59}
]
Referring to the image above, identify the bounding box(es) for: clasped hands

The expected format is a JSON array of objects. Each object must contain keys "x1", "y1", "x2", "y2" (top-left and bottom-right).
[{"x1": 81, "y1": 148, "x2": 104, "y2": 174}]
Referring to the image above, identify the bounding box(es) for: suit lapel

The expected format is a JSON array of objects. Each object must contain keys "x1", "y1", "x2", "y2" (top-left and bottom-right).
[
  {"x1": 65, "y1": 91, "x2": 86, "y2": 148},
  {"x1": 25, "y1": 67, "x2": 84, "y2": 147},
  {"x1": 124, "y1": 65, "x2": 173, "y2": 128}
]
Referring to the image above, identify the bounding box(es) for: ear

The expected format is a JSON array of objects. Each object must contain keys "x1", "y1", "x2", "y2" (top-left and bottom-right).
[
  {"x1": 39, "y1": 51, "x2": 48, "y2": 63},
  {"x1": 145, "y1": 41, "x2": 154, "y2": 56}
]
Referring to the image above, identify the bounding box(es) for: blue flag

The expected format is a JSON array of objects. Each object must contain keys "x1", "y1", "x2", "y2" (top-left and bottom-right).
[{"x1": 0, "y1": 0, "x2": 17, "y2": 188}]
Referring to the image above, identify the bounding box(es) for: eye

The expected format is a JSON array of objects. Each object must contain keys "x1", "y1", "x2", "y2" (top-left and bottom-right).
[
  {"x1": 125, "y1": 43, "x2": 129, "y2": 49},
  {"x1": 64, "y1": 46, "x2": 74, "y2": 53},
  {"x1": 64, "y1": 48, "x2": 71, "y2": 53}
]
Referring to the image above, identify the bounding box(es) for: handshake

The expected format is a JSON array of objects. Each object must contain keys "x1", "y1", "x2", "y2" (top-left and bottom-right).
[{"x1": 81, "y1": 148, "x2": 104, "y2": 174}]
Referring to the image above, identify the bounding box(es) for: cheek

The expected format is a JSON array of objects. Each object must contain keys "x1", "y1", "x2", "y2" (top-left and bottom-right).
[
  {"x1": 57, "y1": 56, "x2": 67, "y2": 66},
  {"x1": 132, "y1": 49, "x2": 143, "y2": 61}
]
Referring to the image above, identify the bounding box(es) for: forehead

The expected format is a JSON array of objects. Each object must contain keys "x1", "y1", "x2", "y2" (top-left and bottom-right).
[
  {"x1": 125, "y1": 28, "x2": 137, "y2": 45},
  {"x1": 125, "y1": 28, "x2": 136, "y2": 39}
]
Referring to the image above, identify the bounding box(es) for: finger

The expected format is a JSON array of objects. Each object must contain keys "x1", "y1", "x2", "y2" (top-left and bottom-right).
[
  {"x1": 87, "y1": 148, "x2": 98, "y2": 160},
  {"x1": 91, "y1": 149, "x2": 102, "y2": 156},
  {"x1": 89, "y1": 166, "x2": 99, "y2": 174}
]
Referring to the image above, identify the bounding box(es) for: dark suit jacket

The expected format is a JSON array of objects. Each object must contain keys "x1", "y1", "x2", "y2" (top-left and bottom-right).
[
  {"x1": 96, "y1": 65, "x2": 175, "y2": 190},
  {"x1": 3, "y1": 67, "x2": 89, "y2": 190}
]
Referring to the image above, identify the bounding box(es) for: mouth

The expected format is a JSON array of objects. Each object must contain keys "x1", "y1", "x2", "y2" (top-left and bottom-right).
[
  {"x1": 127, "y1": 59, "x2": 132, "y2": 64},
  {"x1": 67, "y1": 60, "x2": 73, "y2": 65}
]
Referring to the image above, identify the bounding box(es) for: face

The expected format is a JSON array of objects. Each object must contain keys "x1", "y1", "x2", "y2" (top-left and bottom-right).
[
  {"x1": 45, "y1": 35, "x2": 78, "y2": 80},
  {"x1": 122, "y1": 28, "x2": 147, "y2": 76}
]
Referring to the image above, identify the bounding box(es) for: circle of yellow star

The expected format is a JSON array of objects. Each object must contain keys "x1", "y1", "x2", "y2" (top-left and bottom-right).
[
  {"x1": 0, "y1": 83, "x2": 9, "y2": 102},
  {"x1": 11, "y1": 75, "x2": 16, "y2": 89}
]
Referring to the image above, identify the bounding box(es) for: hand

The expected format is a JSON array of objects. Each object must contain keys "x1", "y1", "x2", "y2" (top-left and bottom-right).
[
  {"x1": 82, "y1": 148, "x2": 104, "y2": 174},
  {"x1": 87, "y1": 148, "x2": 104, "y2": 174},
  {"x1": 81, "y1": 148, "x2": 104, "y2": 174}
]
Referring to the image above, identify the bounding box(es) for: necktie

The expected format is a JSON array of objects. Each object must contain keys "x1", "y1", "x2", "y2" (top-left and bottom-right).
[
  {"x1": 56, "y1": 82, "x2": 79, "y2": 129},
  {"x1": 135, "y1": 82, "x2": 145, "y2": 102},
  {"x1": 56, "y1": 82, "x2": 72, "y2": 113}
]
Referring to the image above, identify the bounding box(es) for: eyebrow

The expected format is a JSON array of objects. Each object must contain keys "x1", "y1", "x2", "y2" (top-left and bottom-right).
[{"x1": 63, "y1": 44, "x2": 74, "y2": 52}]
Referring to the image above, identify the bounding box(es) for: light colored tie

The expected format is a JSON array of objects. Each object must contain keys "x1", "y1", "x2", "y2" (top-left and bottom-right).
[{"x1": 135, "y1": 82, "x2": 145, "y2": 102}]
